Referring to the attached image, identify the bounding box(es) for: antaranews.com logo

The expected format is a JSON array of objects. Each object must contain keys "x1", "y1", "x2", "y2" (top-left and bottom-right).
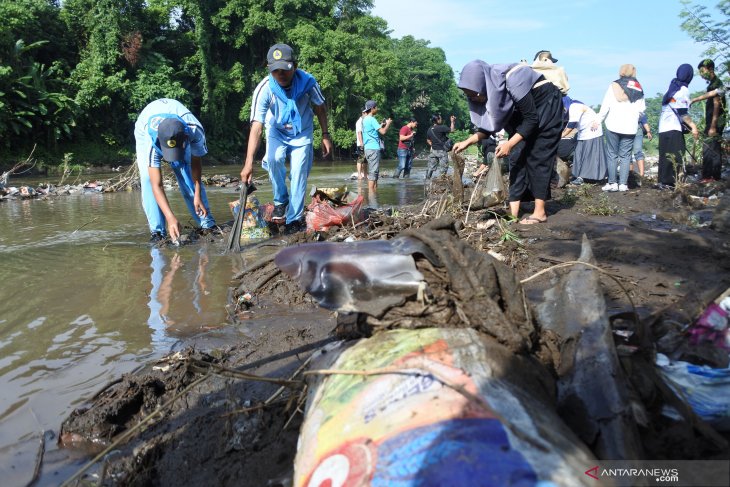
[{"x1": 583, "y1": 460, "x2": 728, "y2": 486}]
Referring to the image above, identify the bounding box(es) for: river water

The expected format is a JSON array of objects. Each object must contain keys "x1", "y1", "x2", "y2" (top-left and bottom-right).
[{"x1": 0, "y1": 159, "x2": 426, "y2": 486}]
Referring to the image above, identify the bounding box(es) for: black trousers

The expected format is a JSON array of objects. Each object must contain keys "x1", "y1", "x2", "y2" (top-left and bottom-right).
[
  {"x1": 658, "y1": 130, "x2": 685, "y2": 186},
  {"x1": 702, "y1": 135, "x2": 723, "y2": 180},
  {"x1": 508, "y1": 85, "x2": 563, "y2": 202}
]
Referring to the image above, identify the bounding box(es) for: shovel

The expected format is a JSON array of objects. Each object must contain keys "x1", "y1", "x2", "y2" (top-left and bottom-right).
[{"x1": 226, "y1": 182, "x2": 256, "y2": 253}]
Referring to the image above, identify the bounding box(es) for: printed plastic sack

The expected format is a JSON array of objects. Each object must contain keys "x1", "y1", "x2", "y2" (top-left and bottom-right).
[
  {"x1": 689, "y1": 303, "x2": 730, "y2": 351},
  {"x1": 306, "y1": 194, "x2": 364, "y2": 232},
  {"x1": 294, "y1": 328, "x2": 596, "y2": 487},
  {"x1": 471, "y1": 157, "x2": 507, "y2": 210},
  {"x1": 229, "y1": 195, "x2": 271, "y2": 241},
  {"x1": 656, "y1": 353, "x2": 730, "y2": 431}
]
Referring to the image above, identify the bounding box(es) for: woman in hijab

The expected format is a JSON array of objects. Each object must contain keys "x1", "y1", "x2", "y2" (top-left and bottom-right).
[
  {"x1": 595, "y1": 64, "x2": 647, "y2": 192},
  {"x1": 657, "y1": 64, "x2": 699, "y2": 188},
  {"x1": 453, "y1": 60, "x2": 563, "y2": 224}
]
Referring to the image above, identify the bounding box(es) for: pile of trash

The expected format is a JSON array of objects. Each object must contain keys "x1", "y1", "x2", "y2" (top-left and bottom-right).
[{"x1": 273, "y1": 217, "x2": 728, "y2": 485}]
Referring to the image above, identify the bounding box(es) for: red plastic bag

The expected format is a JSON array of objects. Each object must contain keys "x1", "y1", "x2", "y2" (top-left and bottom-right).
[{"x1": 306, "y1": 194, "x2": 364, "y2": 232}]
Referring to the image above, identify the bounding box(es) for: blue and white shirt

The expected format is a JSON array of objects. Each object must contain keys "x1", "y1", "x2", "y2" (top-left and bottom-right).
[
  {"x1": 250, "y1": 77, "x2": 325, "y2": 147},
  {"x1": 134, "y1": 99, "x2": 207, "y2": 168},
  {"x1": 658, "y1": 86, "x2": 691, "y2": 134}
]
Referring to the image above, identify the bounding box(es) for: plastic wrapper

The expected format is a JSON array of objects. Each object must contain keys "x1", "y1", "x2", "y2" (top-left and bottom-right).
[
  {"x1": 306, "y1": 194, "x2": 364, "y2": 232},
  {"x1": 294, "y1": 328, "x2": 596, "y2": 486},
  {"x1": 470, "y1": 157, "x2": 506, "y2": 210},
  {"x1": 229, "y1": 195, "x2": 271, "y2": 241}
]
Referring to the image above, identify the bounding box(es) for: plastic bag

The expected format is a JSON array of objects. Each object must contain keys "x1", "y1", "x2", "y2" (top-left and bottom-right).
[
  {"x1": 471, "y1": 157, "x2": 506, "y2": 209},
  {"x1": 229, "y1": 195, "x2": 271, "y2": 240},
  {"x1": 306, "y1": 194, "x2": 364, "y2": 232},
  {"x1": 293, "y1": 328, "x2": 597, "y2": 486},
  {"x1": 657, "y1": 353, "x2": 730, "y2": 431}
]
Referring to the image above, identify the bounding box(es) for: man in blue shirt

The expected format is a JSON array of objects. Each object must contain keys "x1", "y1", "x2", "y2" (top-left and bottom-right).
[
  {"x1": 361, "y1": 100, "x2": 392, "y2": 199},
  {"x1": 240, "y1": 44, "x2": 332, "y2": 232},
  {"x1": 134, "y1": 98, "x2": 216, "y2": 243}
]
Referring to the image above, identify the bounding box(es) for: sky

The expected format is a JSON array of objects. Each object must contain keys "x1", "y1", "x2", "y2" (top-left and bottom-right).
[{"x1": 371, "y1": 0, "x2": 718, "y2": 106}]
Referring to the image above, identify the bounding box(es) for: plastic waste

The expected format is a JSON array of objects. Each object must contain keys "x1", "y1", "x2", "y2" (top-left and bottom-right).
[
  {"x1": 229, "y1": 195, "x2": 271, "y2": 241},
  {"x1": 533, "y1": 235, "x2": 644, "y2": 460},
  {"x1": 470, "y1": 157, "x2": 506, "y2": 210},
  {"x1": 690, "y1": 303, "x2": 730, "y2": 351},
  {"x1": 274, "y1": 236, "x2": 435, "y2": 317},
  {"x1": 656, "y1": 353, "x2": 730, "y2": 431},
  {"x1": 294, "y1": 328, "x2": 597, "y2": 486},
  {"x1": 306, "y1": 194, "x2": 364, "y2": 232}
]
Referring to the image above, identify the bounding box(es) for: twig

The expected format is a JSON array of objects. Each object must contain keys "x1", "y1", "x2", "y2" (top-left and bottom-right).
[
  {"x1": 25, "y1": 408, "x2": 45, "y2": 487},
  {"x1": 221, "y1": 397, "x2": 289, "y2": 418},
  {"x1": 1, "y1": 146, "x2": 37, "y2": 185},
  {"x1": 237, "y1": 267, "x2": 281, "y2": 296},
  {"x1": 464, "y1": 170, "x2": 486, "y2": 225},
  {"x1": 265, "y1": 354, "x2": 314, "y2": 407},
  {"x1": 233, "y1": 253, "x2": 277, "y2": 280},
  {"x1": 188, "y1": 359, "x2": 301, "y2": 387},
  {"x1": 223, "y1": 353, "x2": 314, "y2": 418},
  {"x1": 282, "y1": 384, "x2": 308, "y2": 430},
  {"x1": 71, "y1": 217, "x2": 99, "y2": 235},
  {"x1": 683, "y1": 4, "x2": 730, "y2": 49}
]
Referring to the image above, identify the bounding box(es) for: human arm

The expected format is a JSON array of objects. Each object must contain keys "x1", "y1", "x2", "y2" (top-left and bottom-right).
[
  {"x1": 313, "y1": 103, "x2": 333, "y2": 158},
  {"x1": 495, "y1": 92, "x2": 536, "y2": 157},
  {"x1": 593, "y1": 85, "x2": 612, "y2": 129},
  {"x1": 399, "y1": 127, "x2": 415, "y2": 142},
  {"x1": 708, "y1": 94, "x2": 721, "y2": 136},
  {"x1": 452, "y1": 130, "x2": 488, "y2": 154},
  {"x1": 449, "y1": 115, "x2": 456, "y2": 132},
  {"x1": 561, "y1": 127, "x2": 578, "y2": 138},
  {"x1": 643, "y1": 123, "x2": 653, "y2": 140},
  {"x1": 681, "y1": 113, "x2": 700, "y2": 140},
  {"x1": 690, "y1": 88, "x2": 722, "y2": 105},
  {"x1": 190, "y1": 156, "x2": 207, "y2": 218},
  {"x1": 241, "y1": 121, "x2": 263, "y2": 184},
  {"x1": 149, "y1": 166, "x2": 181, "y2": 242},
  {"x1": 378, "y1": 118, "x2": 392, "y2": 135}
]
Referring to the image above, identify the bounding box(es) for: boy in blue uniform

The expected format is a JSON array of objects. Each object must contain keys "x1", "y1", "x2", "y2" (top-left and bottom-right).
[
  {"x1": 134, "y1": 98, "x2": 216, "y2": 242},
  {"x1": 240, "y1": 44, "x2": 332, "y2": 232}
]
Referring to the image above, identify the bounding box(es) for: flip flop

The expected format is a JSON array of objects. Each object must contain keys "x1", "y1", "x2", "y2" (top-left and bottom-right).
[{"x1": 519, "y1": 216, "x2": 547, "y2": 225}]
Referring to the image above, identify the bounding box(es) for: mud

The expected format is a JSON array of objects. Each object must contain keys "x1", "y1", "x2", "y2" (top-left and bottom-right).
[{"x1": 57, "y1": 173, "x2": 730, "y2": 486}]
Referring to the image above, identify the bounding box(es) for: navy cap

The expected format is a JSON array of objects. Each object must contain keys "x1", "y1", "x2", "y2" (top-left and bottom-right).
[
  {"x1": 363, "y1": 100, "x2": 377, "y2": 112},
  {"x1": 156, "y1": 118, "x2": 188, "y2": 162},
  {"x1": 267, "y1": 44, "x2": 296, "y2": 72}
]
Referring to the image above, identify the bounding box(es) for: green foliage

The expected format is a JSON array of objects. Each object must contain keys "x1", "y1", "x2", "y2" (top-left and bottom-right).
[
  {"x1": 0, "y1": 0, "x2": 471, "y2": 165},
  {"x1": 582, "y1": 194, "x2": 625, "y2": 216},
  {"x1": 679, "y1": 0, "x2": 729, "y2": 66}
]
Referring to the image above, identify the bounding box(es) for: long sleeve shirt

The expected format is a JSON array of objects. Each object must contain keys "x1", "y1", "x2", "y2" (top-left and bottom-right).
[{"x1": 597, "y1": 83, "x2": 646, "y2": 135}]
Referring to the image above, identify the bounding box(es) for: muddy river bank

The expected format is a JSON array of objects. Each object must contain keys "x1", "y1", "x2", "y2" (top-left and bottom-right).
[{"x1": 0, "y1": 158, "x2": 426, "y2": 487}]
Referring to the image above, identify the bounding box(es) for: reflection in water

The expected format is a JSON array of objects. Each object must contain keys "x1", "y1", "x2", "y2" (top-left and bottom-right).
[{"x1": 147, "y1": 245, "x2": 215, "y2": 348}]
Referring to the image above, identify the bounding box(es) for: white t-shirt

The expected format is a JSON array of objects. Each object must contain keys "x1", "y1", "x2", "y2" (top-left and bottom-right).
[
  {"x1": 658, "y1": 86, "x2": 691, "y2": 134},
  {"x1": 568, "y1": 103, "x2": 603, "y2": 140},
  {"x1": 355, "y1": 116, "x2": 364, "y2": 147}
]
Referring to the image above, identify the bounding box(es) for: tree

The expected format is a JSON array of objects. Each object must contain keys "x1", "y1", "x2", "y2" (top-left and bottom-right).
[
  {"x1": 0, "y1": 1, "x2": 77, "y2": 148},
  {"x1": 680, "y1": 0, "x2": 729, "y2": 70}
]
